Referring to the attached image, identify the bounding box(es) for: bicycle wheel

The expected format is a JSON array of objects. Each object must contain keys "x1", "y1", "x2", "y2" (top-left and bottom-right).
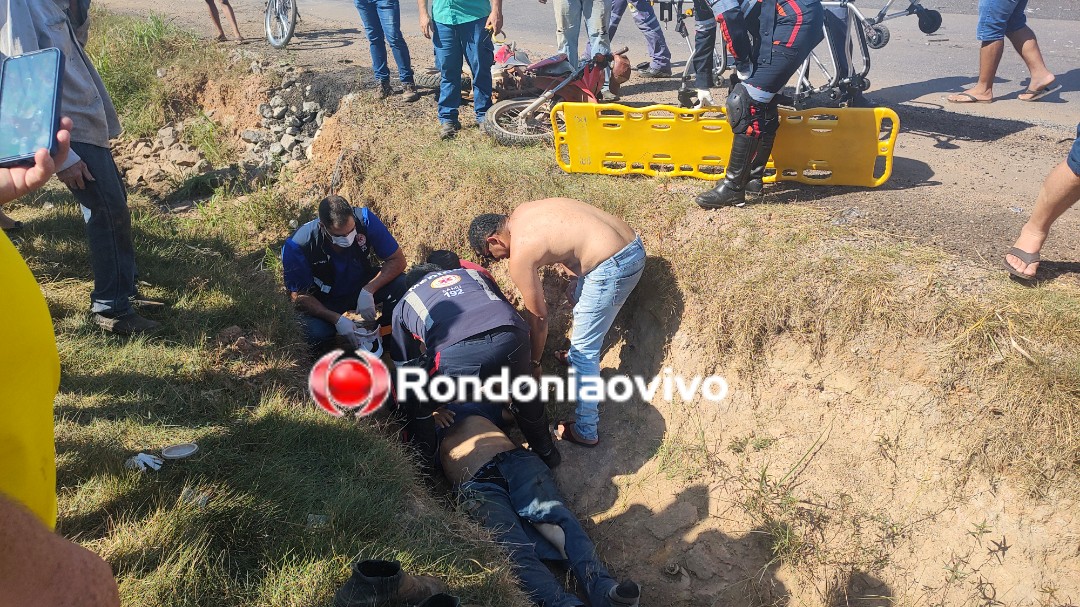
[
  {"x1": 486, "y1": 98, "x2": 554, "y2": 146},
  {"x1": 265, "y1": 0, "x2": 298, "y2": 49}
]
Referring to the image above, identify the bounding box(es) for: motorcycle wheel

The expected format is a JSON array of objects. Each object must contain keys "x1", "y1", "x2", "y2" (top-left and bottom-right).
[
  {"x1": 265, "y1": 0, "x2": 297, "y2": 49},
  {"x1": 486, "y1": 98, "x2": 555, "y2": 146}
]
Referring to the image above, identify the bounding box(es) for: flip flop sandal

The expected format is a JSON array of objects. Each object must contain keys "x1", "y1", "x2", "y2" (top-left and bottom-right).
[
  {"x1": 1002, "y1": 247, "x2": 1039, "y2": 282},
  {"x1": 1019, "y1": 82, "x2": 1062, "y2": 102},
  {"x1": 553, "y1": 420, "x2": 599, "y2": 447},
  {"x1": 947, "y1": 92, "x2": 992, "y2": 104},
  {"x1": 553, "y1": 350, "x2": 570, "y2": 367}
]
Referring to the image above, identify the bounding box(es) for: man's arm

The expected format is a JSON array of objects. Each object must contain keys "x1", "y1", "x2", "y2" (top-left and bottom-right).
[
  {"x1": 486, "y1": 0, "x2": 504, "y2": 36},
  {"x1": 364, "y1": 247, "x2": 406, "y2": 295},
  {"x1": 0, "y1": 494, "x2": 120, "y2": 607},
  {"x1": 509, "y1": 257, "x2": 548, "y2": 372},
  {"x1": 289, "y1": 291, "x2": 340, "y2": 324},
  {"x1": 418, "y1": 0, "x2": 433, "y2": 38}
]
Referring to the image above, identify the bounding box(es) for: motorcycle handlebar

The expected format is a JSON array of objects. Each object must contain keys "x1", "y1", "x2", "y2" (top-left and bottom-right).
[{"x1": 590, "y1": 47, "x2": 628, "y2": 66}]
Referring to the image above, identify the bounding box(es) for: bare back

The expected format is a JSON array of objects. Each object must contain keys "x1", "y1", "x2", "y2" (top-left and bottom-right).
[
  {"x1": 508, "y1": 198, "x2": 636, "y2": 276},
  {"x1": 439, "y1": 416, "x2": 518, "y2": 487}
]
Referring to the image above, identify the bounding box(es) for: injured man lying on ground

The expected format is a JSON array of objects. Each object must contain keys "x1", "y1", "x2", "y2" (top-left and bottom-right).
[{"x1": 437, "y1": 402, "x2": 641, "y2": 607}]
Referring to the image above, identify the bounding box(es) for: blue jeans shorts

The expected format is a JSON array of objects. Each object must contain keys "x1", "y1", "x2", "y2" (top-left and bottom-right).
[{"x1": 977, "y1": 0, "x2": 1027, "y2": 41}]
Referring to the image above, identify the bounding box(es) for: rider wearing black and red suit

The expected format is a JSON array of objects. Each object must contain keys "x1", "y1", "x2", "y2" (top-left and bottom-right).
[{"x1": 692, "y1": 0, "x2": 823, "y2": 208}]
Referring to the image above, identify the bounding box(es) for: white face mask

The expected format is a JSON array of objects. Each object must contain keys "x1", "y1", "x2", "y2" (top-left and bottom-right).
[{"x1": 328, "y1": 229, "x2": 357, "y2": 248}]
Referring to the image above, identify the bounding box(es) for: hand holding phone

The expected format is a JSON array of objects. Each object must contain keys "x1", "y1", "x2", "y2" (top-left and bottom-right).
[
  {"x1": 0, "y1": 117, "x2": 72, "y2": 205},
  {"x1": 0, "y1": 48, "x2": 65, "y2": 168}
]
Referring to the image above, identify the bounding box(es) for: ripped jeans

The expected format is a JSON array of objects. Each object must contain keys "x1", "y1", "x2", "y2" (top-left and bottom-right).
[{"x1": 459, "y1": 448, "x2": 619, "y2": 607}]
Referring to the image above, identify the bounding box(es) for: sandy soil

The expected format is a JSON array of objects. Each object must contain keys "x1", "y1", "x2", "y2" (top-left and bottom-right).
[{"x1": 93, "y1": 3, "x2": 1080, "y2": 606}]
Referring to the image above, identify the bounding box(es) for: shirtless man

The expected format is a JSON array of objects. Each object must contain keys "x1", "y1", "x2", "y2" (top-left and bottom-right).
[
  {"x1": 440, "y1": 406, "x2": 641, "y2": 607},
  {"x1": 468, "y1": 198, "x2": 646, "y2": 446}
]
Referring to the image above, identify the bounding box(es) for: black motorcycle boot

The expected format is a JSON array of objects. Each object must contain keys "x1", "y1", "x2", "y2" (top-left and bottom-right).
[
  {"x1": 744, "y1": 128, "x2": 777, "y2": 202},
  {"x1": 510, "y1": 404, "x2": 561, "y2": 469},
  {"x1": 335, "y1": 559, "x2": 447, "y2": 607},
  {"x1": 695, "y1": 134, "x2": 760, "y2": 209}
]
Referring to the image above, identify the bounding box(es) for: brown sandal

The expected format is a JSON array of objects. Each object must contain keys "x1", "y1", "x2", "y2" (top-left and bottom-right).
[{"x1": 553, "y1": 420, "x2": 599, "y2": 447}]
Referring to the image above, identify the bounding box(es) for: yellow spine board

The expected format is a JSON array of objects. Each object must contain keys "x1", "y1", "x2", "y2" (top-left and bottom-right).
[{"x1": 552, "y1": 103, "x2": 900, "y2": 188}]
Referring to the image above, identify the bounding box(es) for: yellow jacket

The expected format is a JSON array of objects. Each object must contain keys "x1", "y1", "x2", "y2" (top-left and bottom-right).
[{"x1": 0, "y1": 233, "x2": 59, "y2": 529}]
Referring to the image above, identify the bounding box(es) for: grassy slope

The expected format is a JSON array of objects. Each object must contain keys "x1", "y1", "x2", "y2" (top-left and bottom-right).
[{"x1": 6, "y1": 12, "x2": 527, "y2": 607}]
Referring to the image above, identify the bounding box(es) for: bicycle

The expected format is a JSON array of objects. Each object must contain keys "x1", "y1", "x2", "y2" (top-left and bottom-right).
[{"x1": 265, "y1": 0, "x2": 300, "y2": 49}]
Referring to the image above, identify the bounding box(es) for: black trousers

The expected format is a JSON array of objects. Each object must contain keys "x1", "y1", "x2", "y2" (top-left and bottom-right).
[
  {"x1": 692, "y1": 0, "x2": 824, "y2": 93},
  {"x1": 403, "y1": 326, "x2": 555, "y2": 471}
]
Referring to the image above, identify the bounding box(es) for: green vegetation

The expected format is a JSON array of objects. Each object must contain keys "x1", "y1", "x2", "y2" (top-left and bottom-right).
[{"x1": 6, "y1": 11, "x2": 527, "y2": 607}]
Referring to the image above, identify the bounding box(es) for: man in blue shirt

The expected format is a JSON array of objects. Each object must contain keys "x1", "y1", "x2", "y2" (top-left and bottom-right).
[
  {"x1": 282, "y1": 196, "x2": 407, "y2": 355},
  {"x1": 417, "y1": 0, "x2": 503, "y2": 139},
  {"x1": 392, "y1": 263, "x2": 559, "y2": 472}
]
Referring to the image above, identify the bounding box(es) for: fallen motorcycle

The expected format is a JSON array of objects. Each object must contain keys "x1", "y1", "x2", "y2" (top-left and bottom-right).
[{"x1": 485, "y1": 47, "x2": 630, "y2": 146}]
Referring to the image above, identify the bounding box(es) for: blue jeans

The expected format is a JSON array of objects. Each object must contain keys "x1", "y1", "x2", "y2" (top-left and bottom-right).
[
  {"x1": 353, "y1": 0, "x2": 414, "y2": 83},
  {"x1": 1068, "y1": 123, "x2": 1080, "y2": 177},
  {"x1": 554, "y1": 0, "x2": 612, "y2": 68},
  {"x1": 431, "y1": 18, "x2": 494, "y2": 124},
  {"x1": 68, "y1": 142, "x2": 137, "y2": 316},
  {"x1": 459, "y1": 449, "x2": 619, "y2": 607},
  {"x1": 607, "y1": 0, "x2": 670, "y2": 70},
  {"x1": 977, "y1": 0, "x2": 1028, "y2": 41},
  {"x1": 569, "y1": 237, "x2": 645, "y2": 441}
]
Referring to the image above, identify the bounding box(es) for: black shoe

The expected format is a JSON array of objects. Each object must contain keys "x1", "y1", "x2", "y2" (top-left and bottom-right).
[
  {"x1": 1, "y1": 220, "x2": 23, "y2": 233},
  {"x1": 377, "y1": 80, "x2": 394, "y2": 99},
  {"x1": 608, "y1": 580, "x2": 641, "y2": 606},
  {"x1": 638, "y1": 66, "x2": 672, "y2": 78},
  {"x1": 92, "y1": 311, "x2": 161, "y2": 335},
  {"x1": 335, "y1": 560, "x2": 447, "y2": 607},
  {"x1": 402, "y1": 83, "x2": 420, "y2": 103},
  {"x1": 439, "y1": 121, "x2": 461, "y2": 140}
]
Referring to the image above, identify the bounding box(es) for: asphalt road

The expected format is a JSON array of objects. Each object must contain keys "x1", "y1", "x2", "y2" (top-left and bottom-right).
[{"x1": 297, "y1": 0, "x2": 1078, "y2": 131}]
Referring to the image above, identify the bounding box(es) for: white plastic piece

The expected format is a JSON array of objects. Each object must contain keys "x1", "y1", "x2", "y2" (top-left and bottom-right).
[{"x1": 162, "y1": 443, "x2": 199, "y2": 460}]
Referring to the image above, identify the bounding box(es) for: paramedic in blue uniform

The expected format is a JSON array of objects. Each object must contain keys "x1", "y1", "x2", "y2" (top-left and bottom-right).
[
  {"x1": 391, "y1": 263, "x2": 560, "y2": 471},
  {"x1": 692, "y1": 0, "x2": 824, "y2": 209},
  {"x1": 282, "y1": 195, "x2": 408, "y2": 355}
]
